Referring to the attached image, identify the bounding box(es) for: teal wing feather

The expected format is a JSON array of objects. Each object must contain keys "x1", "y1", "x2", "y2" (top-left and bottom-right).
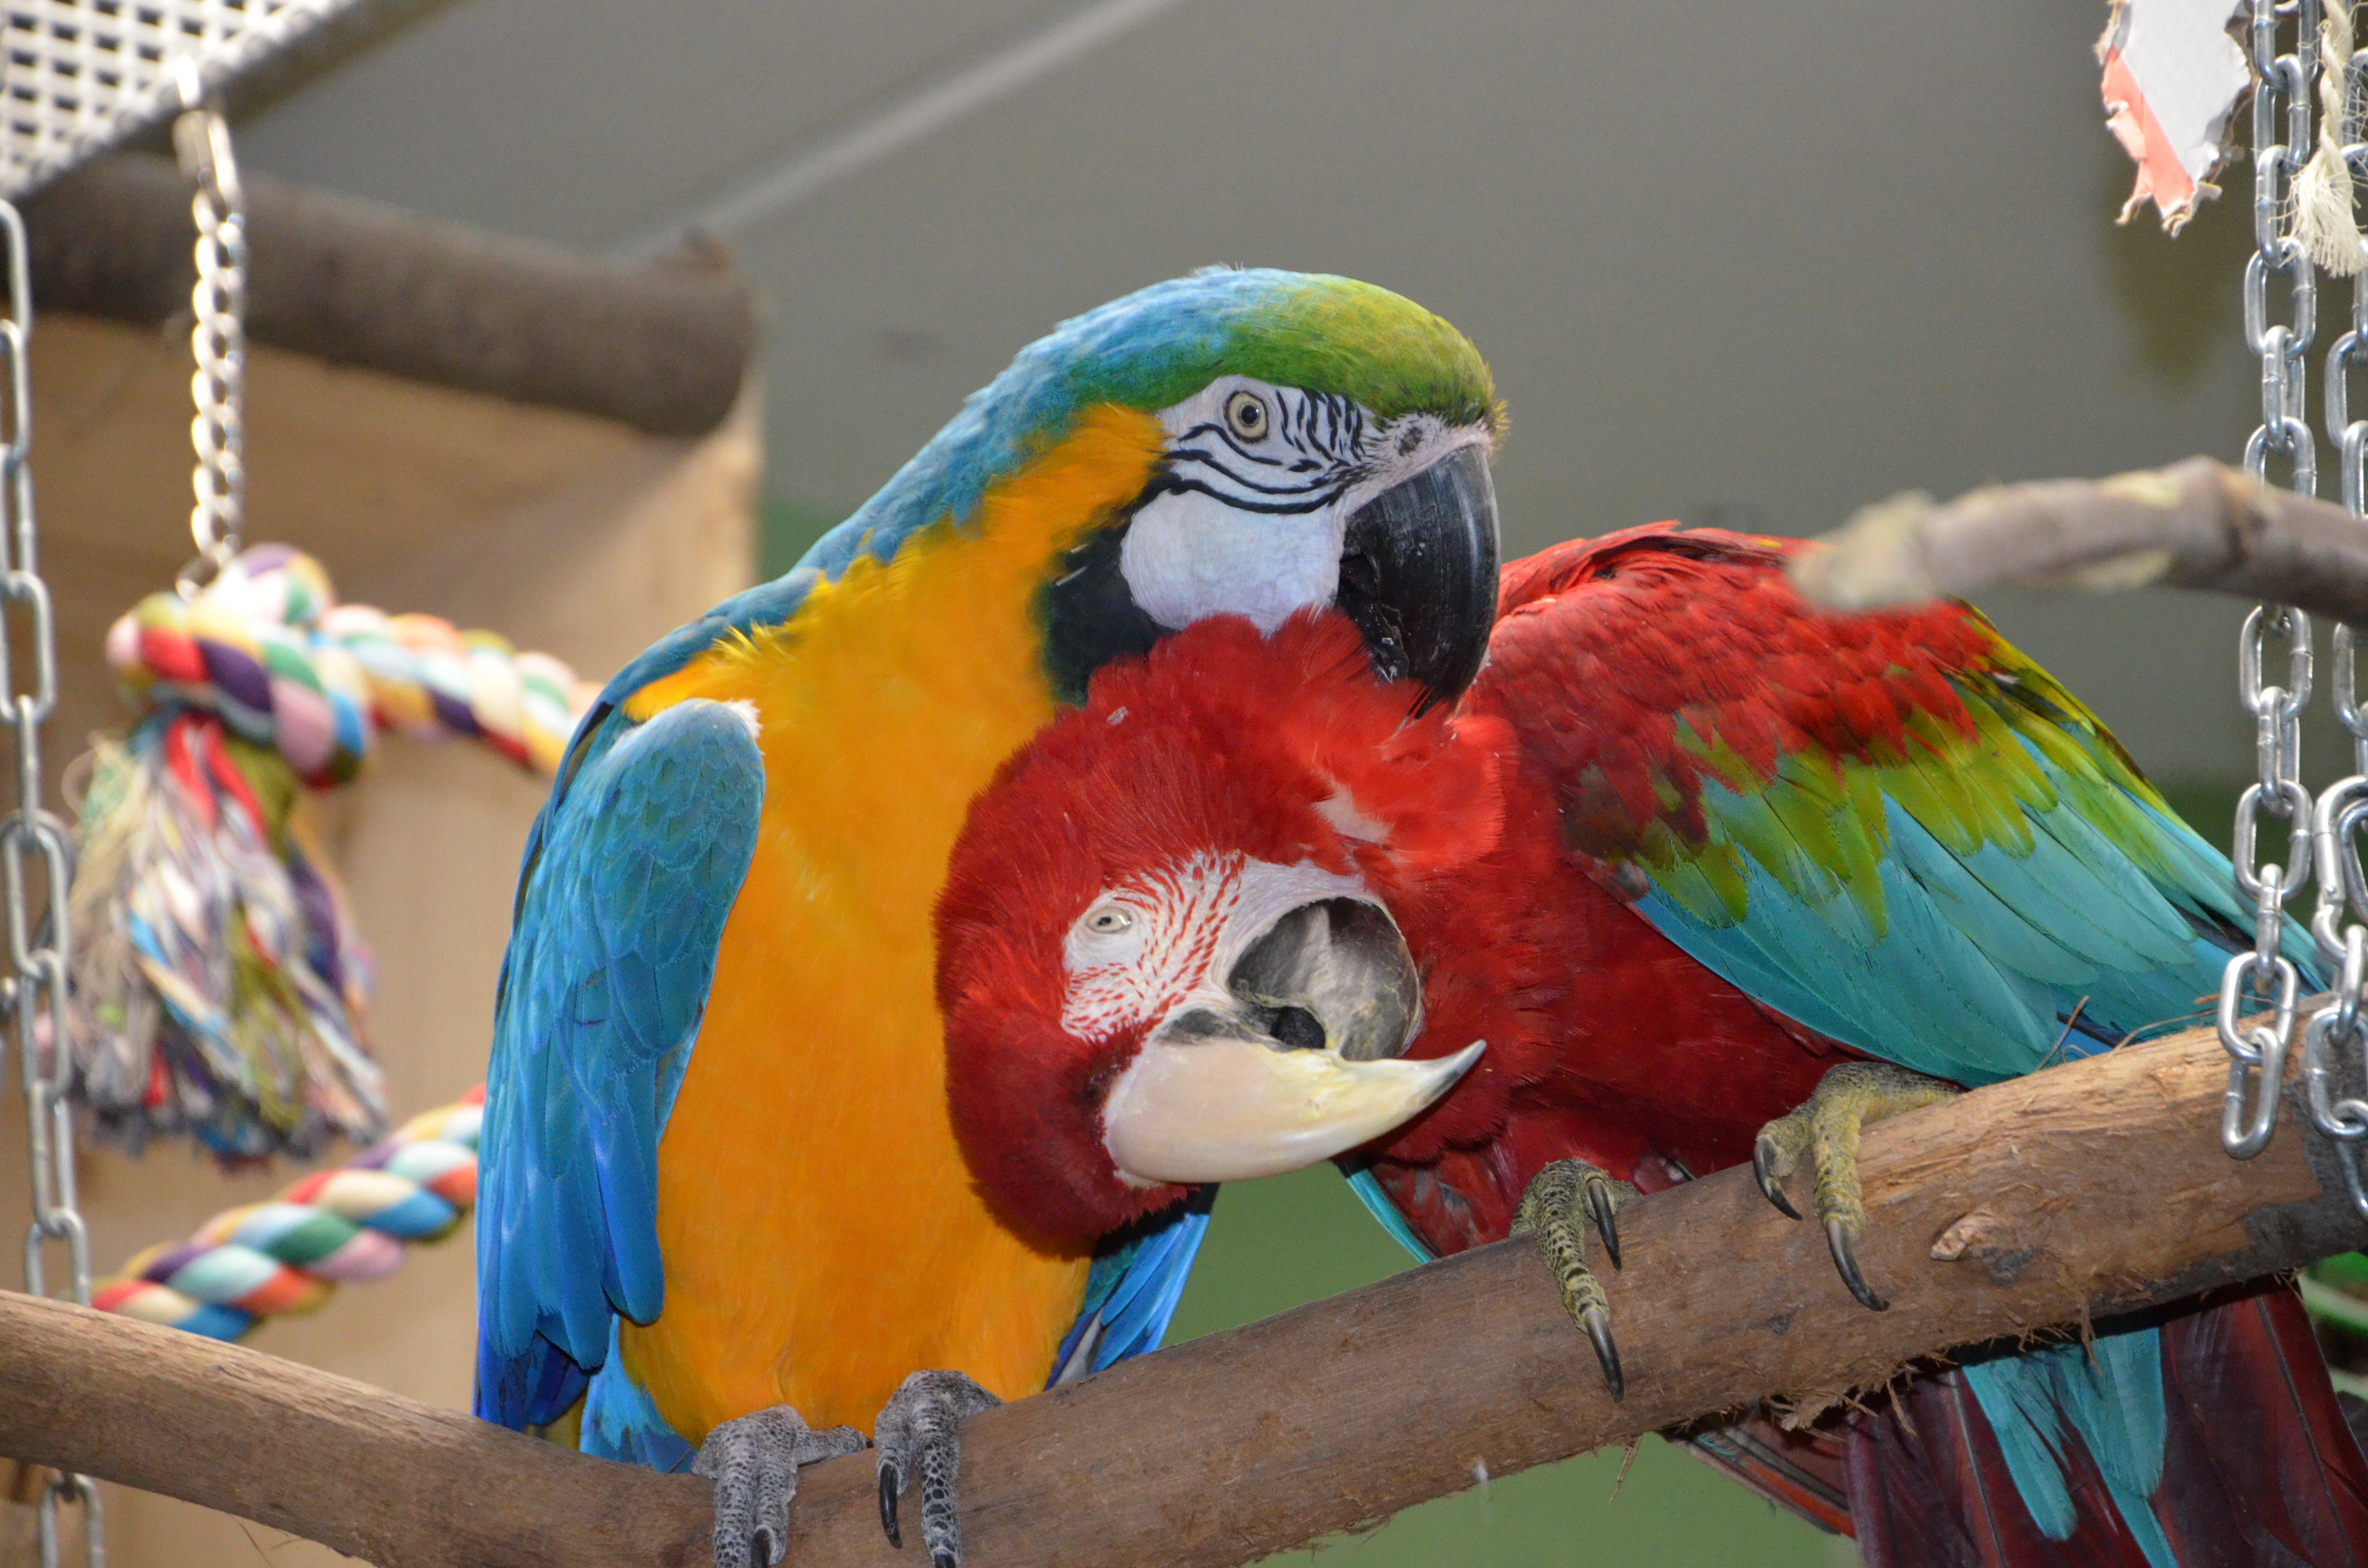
[
  {"x1": 474, "y1": 697, "x2": 765, "y2": 1433},
  {"x1": 1965, "y1": 1335, "x2": 2177, "y2": 1568},
  {"x1": 1482, "y1": 527, "x2": 2314, "y2": 1088}
]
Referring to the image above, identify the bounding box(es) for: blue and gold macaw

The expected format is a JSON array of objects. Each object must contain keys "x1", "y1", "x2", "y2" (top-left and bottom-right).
[{"x1": 473, "y1": 269, "x2": 1505, "y2": 1567}]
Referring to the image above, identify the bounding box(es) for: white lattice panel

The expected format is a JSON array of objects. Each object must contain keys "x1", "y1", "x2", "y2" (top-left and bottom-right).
[{"x1": 4, "y1": 0, "x2": 366, "y2": 196}]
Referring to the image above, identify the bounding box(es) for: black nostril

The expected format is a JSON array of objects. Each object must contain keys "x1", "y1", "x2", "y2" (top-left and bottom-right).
[{"x1": 1268, "y1": 1005, "x2": 1327, "y2": 1053}]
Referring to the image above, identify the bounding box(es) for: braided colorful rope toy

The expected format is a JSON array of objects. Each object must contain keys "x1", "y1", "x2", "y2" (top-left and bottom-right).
[
  {"x1": 67, "y1": 545, "x2": 593, "y2": 1163},
  {"x1": 104, "y1": 546, "x2": 587, "y2": 783},
  {"x1": 96, "y1": 1088, "x2": 481, "y2": 1340}
]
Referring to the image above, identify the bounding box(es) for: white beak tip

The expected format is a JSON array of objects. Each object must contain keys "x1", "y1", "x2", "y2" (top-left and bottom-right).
[{"x1": 1102, "y1": 1035, "x2": 1492, "y2": 1188}]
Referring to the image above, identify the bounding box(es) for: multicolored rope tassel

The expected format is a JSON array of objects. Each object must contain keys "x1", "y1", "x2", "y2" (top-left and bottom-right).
[
  {"x1": 95, "y1": 1088, "x2": 482, "y2": 1340},
  {"x1": 68, "y1": 546, "x2": 595, "y2": 1163}
]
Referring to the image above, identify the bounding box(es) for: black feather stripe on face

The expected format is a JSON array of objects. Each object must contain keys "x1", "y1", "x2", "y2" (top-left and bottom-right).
[{"x1": 1156, "y1": 389, "x2": 1370, "y2": 515}]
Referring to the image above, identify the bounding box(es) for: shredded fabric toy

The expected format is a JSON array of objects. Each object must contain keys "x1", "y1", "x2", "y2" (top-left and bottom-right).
[{"x1": 67, "y1": 545, "x2": 593, "y2": 1163}]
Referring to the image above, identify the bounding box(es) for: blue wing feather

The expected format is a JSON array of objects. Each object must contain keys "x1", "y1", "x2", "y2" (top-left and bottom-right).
[
  {"x1": 1046, "y1": 1188, "x2": 1219, "y2": 1387},
  {"x1": 475, "y1": 698, "x2": 765, "y2": 1431},
  {"x1": 581, "y1": 1318, "x2": 698, "y2": 1472},
  {"x1": 1346, "y1": 1165, "x2": 1435, "y2": 1264},
  {"x1": 1965, "y1": 1334, "x2": 2177, "y2": 1568}
]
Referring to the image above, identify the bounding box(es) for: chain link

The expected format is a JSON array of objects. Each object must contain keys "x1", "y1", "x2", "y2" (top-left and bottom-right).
[
  {"x1": 2225, "y1": 0, "x2": 2327, "y2": 1161},
  {"x1": 2311, "y1": 600, "x2": 2368, "y2": 1213},
  {"x1": 2223, "y1": 605, "x2": 2313, "y2": 1155},
  {"x1": 2307, "y1": 772, "x2": 2368, "y2": 1213},
  {"x1": 2254, "y1": 0, "x2": 2368, "y2": 1216},
  {"x1": 2, "y1": 191, "x2": 103, "y2": 1568},
  {"x1": 171, "y1": 60, "x2": 244, "y2": 598}
]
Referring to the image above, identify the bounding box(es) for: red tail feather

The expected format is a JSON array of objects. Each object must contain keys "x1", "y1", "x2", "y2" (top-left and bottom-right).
[
  {"x1": 1678, "y1": 1414, "x2": 1855, "y2": 1538},
  {"x1": 2151, "y1": 1280, "x2": 2368, "y2": 1566}
]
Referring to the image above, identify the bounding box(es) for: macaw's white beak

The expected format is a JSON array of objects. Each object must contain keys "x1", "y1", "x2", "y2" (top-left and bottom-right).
[{"x1": 1099, "y1": 896, "x2": 1485, "y2": 1185}]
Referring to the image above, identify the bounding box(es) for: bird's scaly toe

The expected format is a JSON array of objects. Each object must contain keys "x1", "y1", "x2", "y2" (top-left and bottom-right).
[
  {"x1": 1514, "y1": 1158, "x2": 1639, "y2": 1400},
  {"x1": 875, "y1": 1369, "x2": 1003, "y2": 1567},
  {"x1": 1752, "y1": 1116, "x2": 1808, "y2": 1219},
  {"x1": 1755, "y1": 1061, "x2": 1958, "y2": 1311},
  {"x1": 692, "y1": 1405, "x2": 867, "y2": 1568}
]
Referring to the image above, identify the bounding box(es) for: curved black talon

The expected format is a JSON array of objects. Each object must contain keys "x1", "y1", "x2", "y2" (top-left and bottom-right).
[
  {"x1": 1585, "y1": 1177, "x2": 1624, "y2": 1270},
  {"x1": 933, "y1": 1553, "x2": 956, "y2": 1568},
  {"x1": 1580, "y1": 1306, "x2": 1625, "y2": 1401},
  {"x1": 879, "y1": 1465, "x2": 902, "y2": 1548},
  {"x1": 1825, "y1": 1215, "x2": 1887, "y2": 1311},
  {"x1": 1753, "y1": 1134, "x2": 1801, "y2": 1220}
]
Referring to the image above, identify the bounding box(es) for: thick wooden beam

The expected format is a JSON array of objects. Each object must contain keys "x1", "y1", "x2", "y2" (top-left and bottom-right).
[
  {"x1": 1, "y1": 1018, "x2": 2362, "y2": 1568},
  {"x1": 1791, "y1": 454, "x2": 2368, "y2": 625},
  {"x1": 23, "y1": 155, "x2": 754, "y2": 437}
]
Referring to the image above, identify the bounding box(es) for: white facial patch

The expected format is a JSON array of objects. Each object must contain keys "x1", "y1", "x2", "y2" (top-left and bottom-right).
[
  {"x1": 1334, "y1": 415, "x2": 1496, "y2": 519},
  {"x1": 1058, "y1": 854, "x2": 1375, "y2": 1043},
  {"x1": 1119, "y1": 495, "x2": 1341, "y2": 633},
  {"x1": 1119, "y1": 376, "x2": 1494, "y2": 633}
]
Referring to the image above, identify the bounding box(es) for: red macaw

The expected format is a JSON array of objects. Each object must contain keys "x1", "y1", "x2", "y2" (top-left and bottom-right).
[{"x1": 932, "y1": 526, "x2": 2368, "y2": 1567}]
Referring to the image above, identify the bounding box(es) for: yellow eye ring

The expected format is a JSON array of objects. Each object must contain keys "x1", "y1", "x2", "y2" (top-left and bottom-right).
[{"x1": 1225, "y1": 390, "x2": 1269, "y2": 441}]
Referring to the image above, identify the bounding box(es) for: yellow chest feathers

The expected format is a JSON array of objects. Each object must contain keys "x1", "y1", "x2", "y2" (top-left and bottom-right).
[{"x1": 614, "y1": 404, "x2": 1164, "y2": 1436}]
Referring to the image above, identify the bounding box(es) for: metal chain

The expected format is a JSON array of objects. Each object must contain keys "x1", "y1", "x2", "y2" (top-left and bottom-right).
[
  {"x1": 1, "y1": 191, "x2": 104, "y2": 1568},
  {"x1": 2225, "y1": 0, "x2": 2325, "y2": 1160},
  {"x1": 2306, "y1": 4, "x2": 2368, "y2": 1214},
  {"x1": 171, "y1": 59, "x2": 245, "y2": 597},
  {"x1": 2314, "y1": 257, "x2": 2368, "y2": 1212}
]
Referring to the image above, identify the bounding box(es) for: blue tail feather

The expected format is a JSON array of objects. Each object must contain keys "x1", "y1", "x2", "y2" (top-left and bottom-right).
[{"x1": 1964, "y1": 1328, "x2": 2173, "y2": 1568}]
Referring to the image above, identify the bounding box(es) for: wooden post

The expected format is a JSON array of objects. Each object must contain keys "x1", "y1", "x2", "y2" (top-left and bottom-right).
[
  {"x1": 2, "y1": 1017, "x2": 2361, "y2": 1568},
  {"x1": 24, "y1": 155, "x2": 754, "y2": 436}
]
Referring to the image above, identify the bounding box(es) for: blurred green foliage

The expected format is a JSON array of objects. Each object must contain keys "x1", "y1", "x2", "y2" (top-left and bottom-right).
[{"x1": 761, "y1": 494, "x2": 848, "y2": 579}]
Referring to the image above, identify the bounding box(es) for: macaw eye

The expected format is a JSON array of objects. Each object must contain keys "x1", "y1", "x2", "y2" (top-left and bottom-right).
[
  {"x1": 1085, "y1": 905, "x2": 1134, "y2": 935},
  {"x1": 1225, "y1": 390, "x2": 1269, "y2": 441}
]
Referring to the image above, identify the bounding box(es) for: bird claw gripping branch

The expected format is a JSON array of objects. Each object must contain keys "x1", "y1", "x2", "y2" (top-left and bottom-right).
[
  {"x1": 874, "y1": 1370, "x2": 1003, "y2": 1568},
  {"x1": 1751, "y1": 1061, "x2": 1959, "y2": 1312},
  {"x1": 1514, "y1": 1158, "x2": 1636, "y2": 1400},
  {"x1": 68, "y1": 544, "x2": 593, "y2": 1163},
  {"x1": 693, "y1": 1405, "x2": 868, "y2": 1568}
]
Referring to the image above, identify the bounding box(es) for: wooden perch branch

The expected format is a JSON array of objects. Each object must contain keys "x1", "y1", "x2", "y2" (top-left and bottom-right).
[
  {"x1": 3, "y1": 1017, "x2": 2365, "y2": 1568},
  {"x1": 1792, "y1": 455, "x2": 2368, "y2": 624},
  {"x1": 23, "y1": 155, "x2": 754, "y2": 437}
]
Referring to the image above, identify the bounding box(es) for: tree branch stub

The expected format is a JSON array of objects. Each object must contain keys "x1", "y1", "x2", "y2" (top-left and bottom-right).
[{"x1": 1792, "y1": 455, "x2": 2368, "y2": 625}]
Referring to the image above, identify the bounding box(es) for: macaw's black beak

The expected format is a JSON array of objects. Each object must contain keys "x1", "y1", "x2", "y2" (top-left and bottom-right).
[{"x1": 1335, "y1": 443, "x2": 1500, "y2": 709}]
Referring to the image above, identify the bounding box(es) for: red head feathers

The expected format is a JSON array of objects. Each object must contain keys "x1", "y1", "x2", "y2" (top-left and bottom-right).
[
  {"x1": 934, "y1": 612, "x2": 1507, "y2": 1245},
  {"x1": 937, "y1": 598, "x2": 1838, "y2": 1256}
]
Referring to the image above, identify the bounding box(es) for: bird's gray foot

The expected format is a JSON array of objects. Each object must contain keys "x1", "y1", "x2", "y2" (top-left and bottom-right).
[
  {"x1": 1752, "y1": 1060, "x2": 1958, "y2": 1311},
  {"x1": 875, "y1": 1369, "x2": 1003, "y2": 1568},
  {"x1": 1513, "y1": 1157, "x2": 1638, "y2": 1400},
  {"x1": 692, "y1": 1404, "x2": 867, "y2": 1568}
]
